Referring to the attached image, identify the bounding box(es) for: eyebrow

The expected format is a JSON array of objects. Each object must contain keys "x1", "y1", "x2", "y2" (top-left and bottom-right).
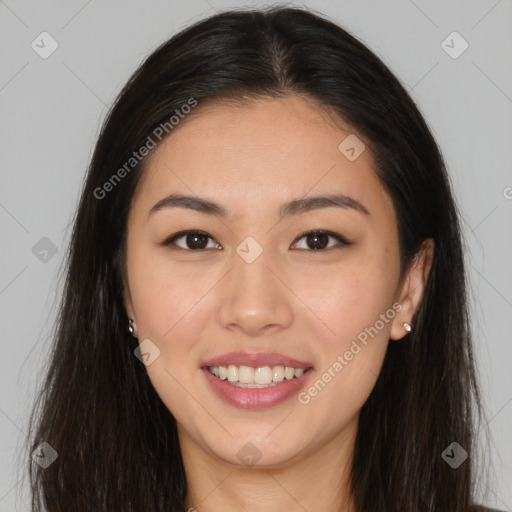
[{"x1": 148, "y1": 192, "x2": 370, "y2": 220}]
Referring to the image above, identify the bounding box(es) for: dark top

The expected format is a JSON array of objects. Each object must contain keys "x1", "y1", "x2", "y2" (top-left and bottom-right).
[{"x1": 472, "y1": 505, "x2": 506, "y2": 512}]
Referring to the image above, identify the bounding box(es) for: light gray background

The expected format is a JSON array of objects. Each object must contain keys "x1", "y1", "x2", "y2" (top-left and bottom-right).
[{"x1": 1, "y1": 1, "x2": 511, "y2": 510}]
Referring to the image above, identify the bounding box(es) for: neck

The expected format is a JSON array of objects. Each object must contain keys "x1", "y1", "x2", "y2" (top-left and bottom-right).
[{"x1": 180, "y1": 416, "x2": 358, "y2": 512}]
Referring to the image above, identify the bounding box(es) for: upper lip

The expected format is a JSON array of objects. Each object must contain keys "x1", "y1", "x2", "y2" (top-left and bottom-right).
[{"x1": 201, "y1": 351, "x2": 313, "y2": 369}]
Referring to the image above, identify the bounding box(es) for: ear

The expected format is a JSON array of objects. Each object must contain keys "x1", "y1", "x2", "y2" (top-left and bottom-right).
[
  {"x1": 123, "y1": 287, "x2": 139, "y2": 338},
  {"x1": 123, "y1": 285, "x2": 136, "y2": 322},
  {"x1": 390, "y1": 238, "x2": 434, "y2": 340}
]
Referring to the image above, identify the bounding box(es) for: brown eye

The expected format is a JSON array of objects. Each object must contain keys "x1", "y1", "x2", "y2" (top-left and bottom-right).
[
  {"x1": 292, "y1": 230, "x2": 351, "y2": 251},
  {"x1": 305, "y1": 232, "x2": 329, "y2": 250},
  {"x1": 183, "y1": 233, "x2": 209, "y2": 249},
  {"x1": 162, "y1": 230, "x2": 220, "y2": 250}
]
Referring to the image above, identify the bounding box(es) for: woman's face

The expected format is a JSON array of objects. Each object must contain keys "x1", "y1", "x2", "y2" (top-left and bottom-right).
[{"x1": 123, "y1": 95, "x2": 427, "y2": 468}]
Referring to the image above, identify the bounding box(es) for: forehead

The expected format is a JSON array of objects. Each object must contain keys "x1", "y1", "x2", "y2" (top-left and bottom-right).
[{"x1": 130, "y1": 95, "x2": 394, "y2": 222}]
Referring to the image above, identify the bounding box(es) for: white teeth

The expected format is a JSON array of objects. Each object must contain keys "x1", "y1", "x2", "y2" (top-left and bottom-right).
[
  {"x1": 227, "y1": 364, "x2": 238, "y2": 382},
  {"x1": 254, "y1": 366, "x2": 272, "y2": 385},
  {"x1": 239, "y1": 366, "x2": 254, "y2": 384},
  {"x1": 272, "y1": 365, "x2": 285, "y2": 382},
  {"x1": 207, "y1": 364, "x2": 310, "y2": 386},
  {"x1": 284, "y1": 367, "x2": 295, "y2": 380}
]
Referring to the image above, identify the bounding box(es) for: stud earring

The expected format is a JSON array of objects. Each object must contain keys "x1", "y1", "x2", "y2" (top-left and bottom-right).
[
  {"x1": 128, "y1": 319, "x2": 137, "y2": 337},
  {"x1": 403, "y1": 322, "x2": 412, "y2": 333}
]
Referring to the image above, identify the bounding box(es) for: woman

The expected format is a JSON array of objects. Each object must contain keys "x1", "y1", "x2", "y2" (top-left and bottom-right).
[{"x1": 26, "y1": 5, "x2": 501, "y2": 511}]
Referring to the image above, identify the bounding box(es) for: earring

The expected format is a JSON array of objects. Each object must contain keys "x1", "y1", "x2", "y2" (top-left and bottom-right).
[
  {"x1": 128, "y1": 319, "x2": 136, "y2": 337},
  {"x1": 403, "y1": 322, "x2": 412, "y2": 332}
]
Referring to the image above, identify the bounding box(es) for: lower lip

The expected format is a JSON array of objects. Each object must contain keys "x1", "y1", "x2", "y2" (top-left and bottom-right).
[{"x1": 201, "y1": 367, "x2": 313, "y2": 410}]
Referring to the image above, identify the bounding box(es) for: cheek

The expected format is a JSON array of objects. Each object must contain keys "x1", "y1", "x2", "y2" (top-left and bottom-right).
[
  {"x1": 294, "y1": 259, "x2": 396, "y2": 432},
  {"x1": 295, "y1": 250, "x2": 399, "y2": 347},
  {"x1": 128, "y1": 244, "x2": 212, "y2": 340},
  {"x1": 127, "y1": 247, "x2": 213, "y2": 419},
  {"x1": 292, "y1": 249, "x2": 398, "y2": 407}
]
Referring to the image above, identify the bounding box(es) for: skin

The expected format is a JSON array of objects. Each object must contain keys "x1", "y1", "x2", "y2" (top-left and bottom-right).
[{"x1": 123, "y1": 95, "x2": 434, "y2": 512}]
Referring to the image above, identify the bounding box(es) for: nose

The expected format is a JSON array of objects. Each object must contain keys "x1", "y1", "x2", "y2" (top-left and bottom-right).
[{"x1": 217, "y1": 247, "x2": 294, "y2": 337}]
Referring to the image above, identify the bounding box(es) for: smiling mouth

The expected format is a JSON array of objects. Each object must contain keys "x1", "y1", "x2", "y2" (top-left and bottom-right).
[{"x1": 204, "y1": 364, "x2": 314, "y2": 388}]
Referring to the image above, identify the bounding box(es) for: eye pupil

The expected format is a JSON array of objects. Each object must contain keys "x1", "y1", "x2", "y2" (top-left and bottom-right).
[
  {"x1": 187, "y1": 233, "x2": 208, "y2": 249},
  {"x1": 307, "y1": 232, "x2": 329, "y2": 250}
]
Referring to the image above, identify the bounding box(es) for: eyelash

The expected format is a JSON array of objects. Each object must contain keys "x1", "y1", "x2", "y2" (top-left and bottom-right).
[{"x1": 160, "y1": 229, "x2": 352, "y2": 252}]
